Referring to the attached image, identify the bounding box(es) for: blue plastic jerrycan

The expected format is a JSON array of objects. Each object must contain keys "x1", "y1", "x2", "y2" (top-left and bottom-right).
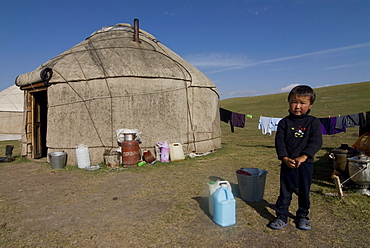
[{"x1": 213, "y1": 185, "x2": 236, "y2": 227}]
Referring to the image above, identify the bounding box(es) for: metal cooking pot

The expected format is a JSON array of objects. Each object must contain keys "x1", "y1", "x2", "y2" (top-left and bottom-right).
[{"x1": 347, "y1": 152, "x2": 370, "y2": 195}]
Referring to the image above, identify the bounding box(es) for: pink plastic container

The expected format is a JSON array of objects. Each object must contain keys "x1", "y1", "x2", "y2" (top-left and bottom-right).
[{"x1": 157, "y1": 141, "x2": 170, "y2": 162}]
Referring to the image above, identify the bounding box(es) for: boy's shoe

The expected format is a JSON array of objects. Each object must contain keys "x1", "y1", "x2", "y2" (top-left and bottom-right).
[
  {"x1": 268, "y1": 218, "x2": 288, "y2": 230},
  {"x1": 295, "y1": 218, "x2": 311, "y2": 230}
]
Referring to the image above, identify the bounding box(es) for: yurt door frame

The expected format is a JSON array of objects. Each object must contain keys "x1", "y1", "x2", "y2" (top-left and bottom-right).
[{"x1": 26, "y1": 89, "x2": 48, "y2": 159}]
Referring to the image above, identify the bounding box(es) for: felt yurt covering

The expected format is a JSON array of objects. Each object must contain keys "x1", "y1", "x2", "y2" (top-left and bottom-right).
[
  {"x1": 15, "y1": 22, "x2": 221, "y2": 165},
  {"x1": 0, "y1": 85, "x2": 24, "y2": 141}
]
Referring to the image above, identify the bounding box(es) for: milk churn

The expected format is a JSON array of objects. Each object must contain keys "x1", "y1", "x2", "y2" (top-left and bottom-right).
[
  {"x1": 157, "y1": 141, "x2": 170, "y2": 162},
  {"x1": 121, "y1": 132, "x2": 140, "y2": 167}
]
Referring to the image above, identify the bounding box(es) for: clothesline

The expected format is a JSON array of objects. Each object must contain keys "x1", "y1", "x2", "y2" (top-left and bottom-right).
[
  {"x1": 319, "y1": 112, "x2": 370, "y2": 136},
  {"x1": 258, "y1": 111, "x2": 370, "y2": 136},
  {"x1": 220, "y1": 107, "x2": 370, "y2": 136}
]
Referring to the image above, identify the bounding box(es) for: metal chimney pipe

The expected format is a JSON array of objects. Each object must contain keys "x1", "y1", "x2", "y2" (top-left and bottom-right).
[{"x1": 133, "y1": 18, "x2": 140, "y2": 43}]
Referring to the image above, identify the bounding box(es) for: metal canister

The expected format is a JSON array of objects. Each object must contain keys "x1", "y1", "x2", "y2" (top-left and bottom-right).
[
  {"x1": 347, "y1": 152, "x2": 370, "y2": 187},
  {"x1": 121, "y1": 133, "x2": 140, "y2": 167},
  {"x1": 329, "y1": 144, "x2": 356, "y2": 174}
]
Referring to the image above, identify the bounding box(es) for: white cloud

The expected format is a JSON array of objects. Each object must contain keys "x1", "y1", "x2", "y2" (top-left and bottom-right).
[
  {"x1": 278, "y1": 84, "x2": 300, "y2": 93},
  {"x1": 187, "y1": 42, "x2": 370, "y2": 74},
  {"x1": 322, "y1": 60, "x2": 370, "y2": 71},
  {"x1": 220, "y1": 89, "x2": 258, "y2": 99},
  {"x1": 164, "y1": 11, "x2": 176, "y2": 16},
  {"x1": 185, "y1": 53, "x2": 255, "y2": 73}
]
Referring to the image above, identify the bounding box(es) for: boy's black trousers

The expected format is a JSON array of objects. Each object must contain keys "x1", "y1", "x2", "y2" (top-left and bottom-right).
[{"x1": 274, "y1": 161, "x2": 313, "y2": 222}]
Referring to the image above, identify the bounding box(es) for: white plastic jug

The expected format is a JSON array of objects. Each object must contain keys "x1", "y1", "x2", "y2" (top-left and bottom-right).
[
  {"x1": 76, "y1": 144, "x2": 90, "y2": 169},
  {"x1": 213, "y1": 185, "x2": 236, "y2": 227},
  {"x1": 208, "y1": 180, "x2": 232, "y2": 216}
]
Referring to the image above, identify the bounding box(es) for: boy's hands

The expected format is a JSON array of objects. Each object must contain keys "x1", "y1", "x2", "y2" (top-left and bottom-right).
[
  {"x1": 282, "y1": 155, "x2": 308, "y2": 169},
  {"x1": 282, "y1": 157, "x2": 297, "y2": 169},
  {"x1": 294, "y1": 155, "x2": 308, "y2": 167}
]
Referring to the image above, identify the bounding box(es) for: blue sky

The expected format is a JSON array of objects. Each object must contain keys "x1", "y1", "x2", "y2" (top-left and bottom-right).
[{"x1": 1, "y1": 0, "x2": 369, "y2": 99}]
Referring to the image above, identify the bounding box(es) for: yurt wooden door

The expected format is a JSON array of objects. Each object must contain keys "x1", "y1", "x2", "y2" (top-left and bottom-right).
[{"x1": 29, "y1": 90, "x2": 48, "y2": 158}]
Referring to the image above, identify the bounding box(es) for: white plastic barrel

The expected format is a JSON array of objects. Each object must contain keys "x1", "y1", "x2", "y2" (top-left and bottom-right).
[{"x1": 76, "y1": 144, "x2": 90, "y2": 169}]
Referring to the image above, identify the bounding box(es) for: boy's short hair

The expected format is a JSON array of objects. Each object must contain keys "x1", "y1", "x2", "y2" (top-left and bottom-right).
[{"x1": 288, "y1": 85, "x2": 316, "y2": 104}]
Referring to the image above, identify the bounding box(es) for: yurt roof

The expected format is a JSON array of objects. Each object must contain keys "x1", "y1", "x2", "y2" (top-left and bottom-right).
[
  {"x1": 15, "y1": 22, "x2": 217, "y2": 93},
  {"x1": 0, "y1": 85, "x2": 24, "y2": 112}
]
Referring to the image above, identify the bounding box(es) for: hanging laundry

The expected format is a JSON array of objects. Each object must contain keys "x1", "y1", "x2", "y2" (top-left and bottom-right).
[
  {"x1": 320, "y1": 117, "x2": 346, "y2": 135},
  {"x1": 359, "y1": 112, "x2": 370, "y2": 136},
  {"x1": 335, "y1": 115, "x2": 346, "y2": 130},
  {"x1": 258, "y1": 116, "x2": 282, "y2": 135},
  {"x1": 331, "y1": 117, "x2": 346, "y2": 134},
  {"x1": 220, "y1": 108, "x2": 232, "y2": 123},
  {"x1": 346, "y1": 113, "x2": 361, "y2": 127},
  {"x1": 220, "y1": 108, "x2": 245, "y2": 133},
  {"x1": 320, "y1": 116, "x2": 347, "y2": 135},
  {"x1": 333, "y1": 116, "x2": 346, "y2": 133},
  {"x1": 231, "y1": 112, "x2": 245, "y2": 128},
  {"x1": 319, "y1": 118, "x2": 331, "y2": 135}
]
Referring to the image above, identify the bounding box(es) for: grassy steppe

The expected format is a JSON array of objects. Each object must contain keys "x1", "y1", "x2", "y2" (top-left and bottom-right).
[{"x1": 1, "y1": 81, "x2": 369, "y2": 247}]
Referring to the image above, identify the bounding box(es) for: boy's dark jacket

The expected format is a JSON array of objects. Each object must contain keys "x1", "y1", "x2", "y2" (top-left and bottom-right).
[{"x1": 275, "y1": 110, "x2": 323, "y2": 163}]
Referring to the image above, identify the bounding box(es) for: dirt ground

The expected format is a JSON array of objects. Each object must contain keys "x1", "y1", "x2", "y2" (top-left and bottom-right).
[{"x1": 1, "y1": 159, "x2": 369, "y2": 248}]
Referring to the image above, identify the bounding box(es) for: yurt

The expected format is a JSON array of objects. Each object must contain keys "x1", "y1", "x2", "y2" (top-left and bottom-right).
[
  {"x1": 0, "y1": 85, "x2": 24, "y2": 141},
  {"x1": 15, "y1": 20, "x2": 221, "y2": 165}
]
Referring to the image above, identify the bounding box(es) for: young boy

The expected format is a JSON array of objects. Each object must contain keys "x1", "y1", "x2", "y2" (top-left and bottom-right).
[{"x1": 268, "y1": 85, "x2": 322, "y2": 230}]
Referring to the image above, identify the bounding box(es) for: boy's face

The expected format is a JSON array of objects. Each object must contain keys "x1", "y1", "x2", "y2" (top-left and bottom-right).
[{"x1": 289, "y1": 94, "x2": 312, "y2": 116}]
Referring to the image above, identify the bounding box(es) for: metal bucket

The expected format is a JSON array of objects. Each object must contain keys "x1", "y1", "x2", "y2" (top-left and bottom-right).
[
  {"x1": 104, "y1": 150, "x2": 120, "y2": 168},
  {"x1": 48, "y1": 151, "x2": 67, "y2": 169}
]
